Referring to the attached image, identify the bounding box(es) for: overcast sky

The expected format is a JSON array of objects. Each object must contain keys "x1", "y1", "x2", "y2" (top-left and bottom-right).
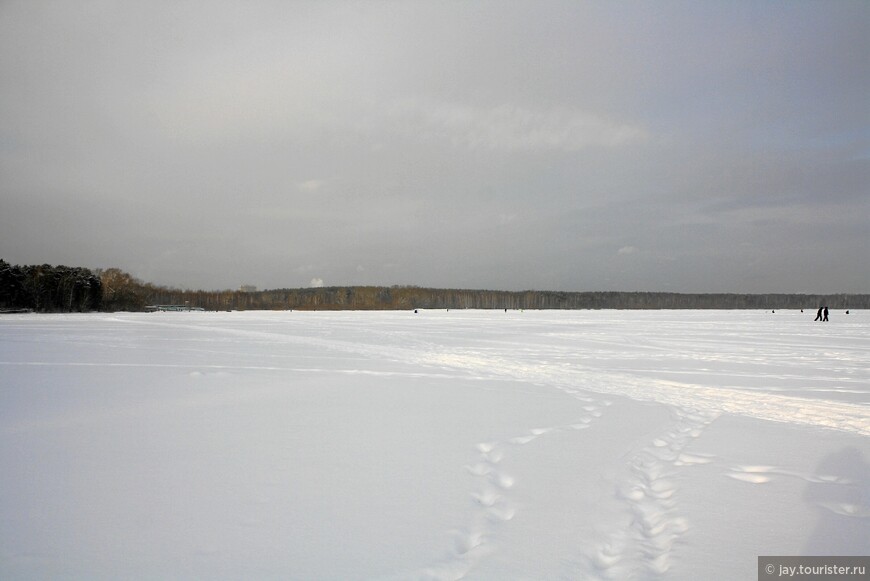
[{"x1": 1, "y1": 1, "x2": 867, "y2": 293}]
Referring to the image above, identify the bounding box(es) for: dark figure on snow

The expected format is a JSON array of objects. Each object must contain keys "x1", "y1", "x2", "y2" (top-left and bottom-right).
[
  {"x1": 823, "y1": 307, "x2": 829, "y2": 322},
  {"x1": 815, "y1": 307, "x2": 824, "y2": 321}
]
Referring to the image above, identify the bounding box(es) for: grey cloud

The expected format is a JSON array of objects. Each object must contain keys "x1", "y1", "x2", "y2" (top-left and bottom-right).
[{"x1": 1, "y1": 1, "x2": 867, "y2": 293}]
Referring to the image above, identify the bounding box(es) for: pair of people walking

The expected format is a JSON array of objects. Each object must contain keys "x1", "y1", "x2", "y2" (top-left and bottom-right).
[{"x1": 814, "y1": 306, "x2": 829, "y2": 322}]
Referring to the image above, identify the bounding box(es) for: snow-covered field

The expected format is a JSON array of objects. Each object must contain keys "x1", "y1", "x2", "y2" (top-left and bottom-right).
[{"x1": 1, "y1": 309, "x2": 868, "y2": 580}]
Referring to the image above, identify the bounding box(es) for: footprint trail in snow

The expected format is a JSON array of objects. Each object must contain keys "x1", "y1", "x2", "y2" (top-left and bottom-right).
[
  {"x1": 416, "y1": 397, "x2": 612, "y2": 581},
  {"x1": 577, "y1": 407, "x2": 719, "y2": 580}
]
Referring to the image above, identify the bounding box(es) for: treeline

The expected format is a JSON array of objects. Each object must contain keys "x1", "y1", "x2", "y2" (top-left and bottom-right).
[
  {"x1": 0, "y1": 259, "x2": 102, "y2": 312},
  {"x1": 138, "y1": 284, "x2": 869, "y2": 311},
  {"x1": 2, "y1": 261, "x2": 867, "y2": 312}
]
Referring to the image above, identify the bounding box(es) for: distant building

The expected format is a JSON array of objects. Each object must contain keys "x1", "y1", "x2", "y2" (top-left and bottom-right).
[{"x1": 240, "y1": 285, "x2": 257, "y2": 293}]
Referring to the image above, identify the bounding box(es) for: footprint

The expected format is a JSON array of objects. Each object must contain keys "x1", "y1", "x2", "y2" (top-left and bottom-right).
[
  {"x1": 483, "y1": 448, "x2": 504, "y2": 463},
  {"x1": 476, "y1": 442, "x2": 504, "y2": 464},
  {"x1": 472, "y1": 490, "x2": 501, "y2": 508},
  {"x1": 735, "y1": 465, "x2": 776, "y2": 473},
  {"x1": 647, "y1": 479, "x2": 677, "y2": 500},
  {"x1": 786, "y1": 470, "x2": 852, "y2": 484},
  {"x1": 727, "y1": 472, "x2": 772, "y2": 484},
  {"x1": 465, "y1": 463, "x2": 491, "y2": 477},
  {"x1": 817, "y1": 502, "x2": 870, "y2": 518},
  {"x1": 674, "y1": 453, "x2": 714, "y2": 466},
  {"x1": 488, "y1": 505, "x2": 516, "y2": 522},
  {"x1": 587, "y1": 531, "x2": 629, "y2": 571},
  {"x1": 728, "y1": 464, "x2": 855, "y2": 487},
  {"x1": 453, "y1": 530, "x2": 484, "y2": 555},
  {"x1": 476, "y1": 442, "x2": 496, "y2": 454},
  {"x1": 490, "y1": 472, "x2": 514, "y2": 490},
  {"x1": 726, "y1": 465, "x2": 774, "y2": 483},
  {"x1": 618, "y1": 483, "x2": 646, "y2": 502}
]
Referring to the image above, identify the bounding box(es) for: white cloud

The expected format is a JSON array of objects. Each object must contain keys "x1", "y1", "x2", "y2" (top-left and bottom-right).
[
  {"x1": 618, "y1": 246, "x2": 638, "y2": 255},
  {"x1": 309, "y1": 277, "x2": 324, "y2": 288},
  {"x1": 297, "y1": 179, "x2": 325, "y2": 192},
  {"x1": 389, "y1": 100, "x2": 649, "y2": 152}
]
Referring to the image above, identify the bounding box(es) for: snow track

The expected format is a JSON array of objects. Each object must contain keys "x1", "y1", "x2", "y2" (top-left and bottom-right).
[
  {"x1": 578, "y1": 407, "x2": 718, "y2": 580},
  {"x1": 102, "y1": 311, "x2": 870, "y2": 436},
  {"x1": 417, "y1": 397, "x2": 612, "y2": 581}
]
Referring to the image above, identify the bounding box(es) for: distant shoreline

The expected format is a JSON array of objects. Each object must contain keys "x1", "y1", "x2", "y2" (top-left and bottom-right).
[
  {"x1": 143, "y1": 286, "x2": 870, "y2": 312},
  {"x1": 3, "y1": 260, "x2": 867, "y2": 312}
]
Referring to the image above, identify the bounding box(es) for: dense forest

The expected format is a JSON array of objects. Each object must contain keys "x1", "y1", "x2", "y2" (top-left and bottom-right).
[
  {"x1": 0, "y1": 260, "x2": 102, "y2": 312},
  {"x1": 143, "y1": 285, "x2": 869, "y2": 311},
  {"x1": 2, "y1": 260, "x2": 868, "y2": 313}
]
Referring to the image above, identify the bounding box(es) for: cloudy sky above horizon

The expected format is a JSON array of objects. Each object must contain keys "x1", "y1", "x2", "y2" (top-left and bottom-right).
[{"x1": 1, "y1": 1, "x2": 867, "y2": 293}]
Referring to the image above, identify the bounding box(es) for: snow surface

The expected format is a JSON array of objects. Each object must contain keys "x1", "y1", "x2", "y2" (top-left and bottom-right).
[{"x1": 1, "y1": 309, "x2": 868, "y2": 580}]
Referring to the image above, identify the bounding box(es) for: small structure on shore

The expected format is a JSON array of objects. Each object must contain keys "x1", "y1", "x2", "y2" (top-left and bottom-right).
[{"x1": 145, "y1": 305, "x2": 205, "y2": 312}]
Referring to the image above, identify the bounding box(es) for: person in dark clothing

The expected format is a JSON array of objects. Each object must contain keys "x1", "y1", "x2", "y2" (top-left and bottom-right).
[
  {"x1": 823, "y1": 307, "x2": 829, "y2": 322},
  {"x1": 815, "y1": 307, "x2": 824, "y2": 321}
]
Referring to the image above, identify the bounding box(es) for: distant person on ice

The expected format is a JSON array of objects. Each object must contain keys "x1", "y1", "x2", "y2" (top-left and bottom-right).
[
  {"x1": 815, "y1": 307, "x2": 824, "y2": 321},
  {"x1": 823, "y1": 306, "x2": 829, "y2": 321}
]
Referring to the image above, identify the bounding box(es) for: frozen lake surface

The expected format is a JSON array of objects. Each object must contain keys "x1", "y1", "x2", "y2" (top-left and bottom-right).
[{"x1": 1, "y1": 309, "x2": 868, "y2": 579}]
